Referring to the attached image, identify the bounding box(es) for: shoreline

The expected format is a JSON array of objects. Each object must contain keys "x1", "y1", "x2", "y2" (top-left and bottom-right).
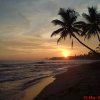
[
  {"x1": 19, "y1": 76, "x2": 55, "y2": 100},
  {"x1": 34, "y1": 61, "x2": 100, "y2": 100}
]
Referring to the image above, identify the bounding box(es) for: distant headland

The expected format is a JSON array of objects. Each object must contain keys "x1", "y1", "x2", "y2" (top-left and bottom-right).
[{"x1": 48, "y1": 54, "x2": 100, "y2": 60}]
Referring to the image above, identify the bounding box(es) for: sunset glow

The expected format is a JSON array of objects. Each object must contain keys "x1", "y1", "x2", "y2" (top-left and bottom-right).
[
  {"x1": 62, "y1": 51, "x2": 69, "y2": 58},
  {"x1": 59, "y1": 48, "x2": 70, "y2": 58},
  {"x1": 0, "y1": 0, "x2": 99, "y2": 60}
]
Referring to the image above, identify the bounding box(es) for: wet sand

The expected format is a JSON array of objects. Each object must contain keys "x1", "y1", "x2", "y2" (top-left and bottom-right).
[{"x1": 20, "y1": 76, "x2": 55, "y2": 100}]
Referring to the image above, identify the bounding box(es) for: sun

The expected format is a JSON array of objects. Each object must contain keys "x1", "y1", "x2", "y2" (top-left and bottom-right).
[
  {"x1": 59, "y1": 48, "x2": 70, "y2": 58},
  {"x1": 62, "y1": 51, "x2": 69, "y2": 58}
]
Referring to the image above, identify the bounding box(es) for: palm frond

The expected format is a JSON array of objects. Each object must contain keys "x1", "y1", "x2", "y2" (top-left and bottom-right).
[
  {"x1": 85, "y1": 27, "x2": 96, "y2": 39},
  {"x1": 61, "y1": 30, "x2": 69, "y2": 40},
  {"x1": 57, "y1": 37, "x2": 62, "y2": 44},
  {"x1": 57, "y1": 29, "x2": 69, "y2": 43},
  {"x1": 88, "y1": 6, "x2": 97, "y2": 19},
  {"x1": 72, "y1": 28, "x2": 82, "y2": 35},
  {"x1": 83, "y1": 6, "x2": 99, "y2": 23},
  {"x1": 81, "y1": 25, "x2": 90, "y2": 36},
  {"x1": 82, "y1": 13, "x2": 91, "y2": 23},
  {"x1": 52, "y1": 19, "x2": 65, "y2": 26},
  {"x1": 74, "y1": 21, "x2": 86, "y2": 28},
  {"x1": 58, "y1": 8, "x2": 79, "y2": 24},
  {"x1": 58, "y1": 8, "x2": 68, "y2": 23},
  {"x1": 51, "y1": 28, "x2": 63, "y2": 37},
  {"x1": 71, "y1": 39, "x2": 73, "y2": 49}
]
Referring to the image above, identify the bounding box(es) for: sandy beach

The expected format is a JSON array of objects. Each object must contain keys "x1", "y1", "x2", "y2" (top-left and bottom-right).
[
  {"x1": 19, "y1": 61, "x2": 100, "y2": 100},
  {"x1": 33, "y1": 61, "x2": 100, "y2": 100},
  {"x1": 18, "y1": 76, "x2": 55, "y2": 100}
]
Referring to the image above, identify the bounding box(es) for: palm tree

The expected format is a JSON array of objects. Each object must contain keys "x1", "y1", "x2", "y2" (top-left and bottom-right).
[
  {"x1": 51, "y1": 8, "x2": 98, "y2": 54},
  {"x1": 80, "y1": 6, "x2": 100, "y2": 41}
]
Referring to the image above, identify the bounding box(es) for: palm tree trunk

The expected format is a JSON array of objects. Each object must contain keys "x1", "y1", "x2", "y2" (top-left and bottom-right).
[
  {"x1": 96, "y1": 32, "x2": 100, "y2": 42},
  {"x1": 72, "y1": 34, "x2": 99, "y2": 55}
]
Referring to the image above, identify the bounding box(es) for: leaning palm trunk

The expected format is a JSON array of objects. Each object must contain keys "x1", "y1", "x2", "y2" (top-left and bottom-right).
[
  {"x1": 72, "y1": 34, "x2": 99, "y2": 55},
  {"x1": 96, "y1": 32, "x2": 100, "y2": 42}
]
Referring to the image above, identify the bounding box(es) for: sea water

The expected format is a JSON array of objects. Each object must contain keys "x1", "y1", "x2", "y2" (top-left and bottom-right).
[{"x1": 0, "y1": 60, "x2": 95, "y2": 100}]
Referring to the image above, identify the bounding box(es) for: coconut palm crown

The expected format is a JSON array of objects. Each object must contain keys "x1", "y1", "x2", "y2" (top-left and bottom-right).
[
  {"x1": 78, "y1": 6, "x2": 100, "y2": 41},
  {"x1": 51, "y1": 8, "x2": 80, "y2": 44}
]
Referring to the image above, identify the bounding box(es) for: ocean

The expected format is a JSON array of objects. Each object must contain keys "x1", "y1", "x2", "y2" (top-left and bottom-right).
[{"x1": 0, "y1": 60, "x2": 95, "y2": 100}]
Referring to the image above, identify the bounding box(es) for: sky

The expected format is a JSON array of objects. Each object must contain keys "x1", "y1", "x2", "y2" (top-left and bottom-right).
[{"x1": 0, "y1": 0, "x2": 100, "y2": 60}]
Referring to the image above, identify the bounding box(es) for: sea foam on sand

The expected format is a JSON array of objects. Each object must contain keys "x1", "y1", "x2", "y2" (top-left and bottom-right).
[{"x1": 20, "y1": 76, "x2": 55, "y2": 100}]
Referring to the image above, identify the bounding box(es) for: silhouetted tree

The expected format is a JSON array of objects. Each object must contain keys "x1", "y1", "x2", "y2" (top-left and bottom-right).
[
  {"x1": 51, "y1": 8, "x2": 98, "y2": 54},
  {"x1": 82, "y1": 6, "x2": 100, "y2": 41}
]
